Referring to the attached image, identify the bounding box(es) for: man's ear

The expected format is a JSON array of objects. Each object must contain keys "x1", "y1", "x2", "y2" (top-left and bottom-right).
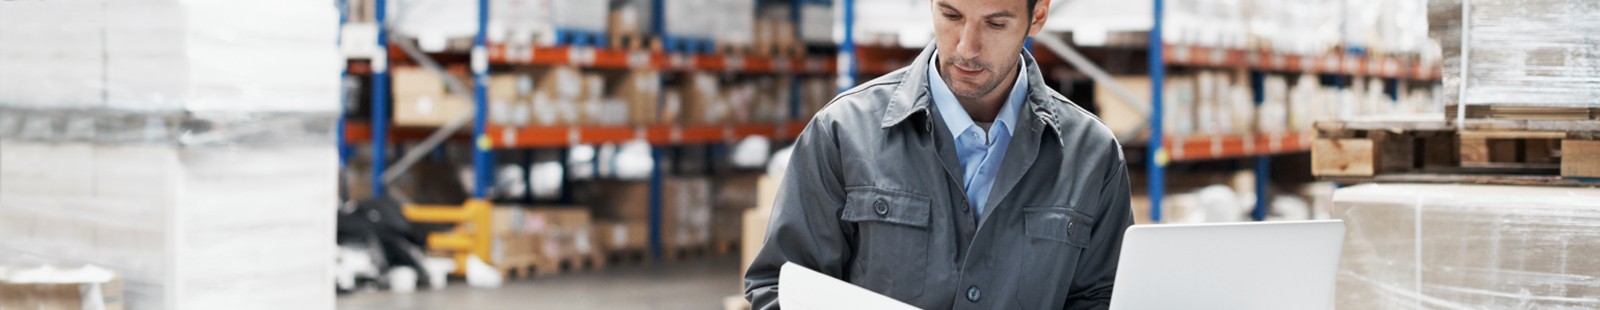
[{"x1": 1027, "y1": 0, "x2": 1050, "y2": 36}]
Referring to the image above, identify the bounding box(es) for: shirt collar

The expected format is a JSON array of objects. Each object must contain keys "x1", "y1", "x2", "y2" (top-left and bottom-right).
[{"x1": 928, "y1": 50, "x2": 1026, "y2": 139}]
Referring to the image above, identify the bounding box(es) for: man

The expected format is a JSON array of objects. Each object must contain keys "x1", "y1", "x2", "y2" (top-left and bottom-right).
[{"x1": 743, "y1": 0, "x2": 1132, "y2": 308}]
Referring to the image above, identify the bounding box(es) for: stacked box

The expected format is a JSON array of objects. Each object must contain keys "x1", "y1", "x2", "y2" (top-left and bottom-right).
[
  {"x1": 678, "y1": 72, "x2": 728, "y2": 125},
  {"x1": 796, "y1": 0, "x2": 835, "y2": 45},
  {"x1": 492, "y1": 206, "x2": 594, "y2": 263},
  {"x1": 591, "y1": 219, "x2": 650, "y2": 252},
  {"x1": 1430, "y1": 0, "x2": 1600, "y2": 109},
  {"x1": 1332, "y1": 184, "x2": 1600, "y2": 309},
  {"x1": 591, "y1": 178, "x2": 712, "y2": 250},
  {"x1": 711, "y1": 0, "x2": 756, "y2": 48},
  {"x1": 392, "y1": 67, "x2": 474, "y2": 127},
  {"x1": 0, "y1": 1, "x2": 338, "y2": 309},
  {"x1": 396, "y1": 0, "x2": 609, "y2": 49},
  {"x1": 610, "y1": 70, "x2": 661, "y2": 126},
  {"x1": 662, "y1": 0, "x2": 714, "y2": 41},
  {"x1": 739, "y1": 177, "x2": 781, "y2": 279},
  {"x1": 607, "y1": 0, "x2": 655, "y2": 38},
  {"x1": 712, "y1": 174, "x2": 764, "y2": 246}
]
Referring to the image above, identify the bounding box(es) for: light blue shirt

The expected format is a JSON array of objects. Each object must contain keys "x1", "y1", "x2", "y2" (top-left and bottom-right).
[{"x1": 928, "y1": 51, "x2": 1026, "y2": 222}]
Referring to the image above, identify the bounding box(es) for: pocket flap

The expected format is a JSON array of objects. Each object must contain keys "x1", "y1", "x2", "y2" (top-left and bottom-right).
[
  {"x1": 1023, "y1": 206, "x2": 1095, "y2": 247},
  {"x1": 841, "y1": 187, "x2": 932, "y2": 228}
]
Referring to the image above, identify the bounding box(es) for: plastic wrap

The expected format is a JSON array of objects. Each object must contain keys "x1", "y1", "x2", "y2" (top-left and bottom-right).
[
  {"x1": 0, "y1": 0, "x2": 340, "y2": 113},
  {"x1": 1332, "y1": 183, "x2": 1600, "y2": 309},
  {"x1": 1432, "y1": 0, "x2": 1600, "y2": 107},
  {"x1": 0, "y1": 1, "x2": 339, "y2": 309}
]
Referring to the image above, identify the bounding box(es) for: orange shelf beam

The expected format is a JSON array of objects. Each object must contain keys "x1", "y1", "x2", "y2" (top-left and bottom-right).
[{"x1": 1163, "y1": 131, "x2": 1314, "y2": 162}]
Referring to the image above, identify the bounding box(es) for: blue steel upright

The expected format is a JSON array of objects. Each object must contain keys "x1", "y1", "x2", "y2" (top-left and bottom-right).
[
  {"x1": 372, "y1": 0, "x2": 390, "y2": 197},
  {"x1": 472, "y1": 0, "x2": 492, "y2": 198},
  {"x1": 1147, "y1": 0, "x2": 1165, "y2": 223}
]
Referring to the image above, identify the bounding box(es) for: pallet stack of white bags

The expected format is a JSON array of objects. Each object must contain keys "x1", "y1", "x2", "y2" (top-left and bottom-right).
[{"x1": 0, "y1": 1, "x2": 341, "y2": 309}]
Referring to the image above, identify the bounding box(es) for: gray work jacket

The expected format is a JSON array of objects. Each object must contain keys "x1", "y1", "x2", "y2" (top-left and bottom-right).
[{"x1": 744, "y1": 44, "x2": 1133, "y2": 309}]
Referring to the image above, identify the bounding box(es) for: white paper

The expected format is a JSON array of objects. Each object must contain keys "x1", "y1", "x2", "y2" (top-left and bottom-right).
[{"x1": 778, "y1": 262, "x2": 917, "y2": 310}]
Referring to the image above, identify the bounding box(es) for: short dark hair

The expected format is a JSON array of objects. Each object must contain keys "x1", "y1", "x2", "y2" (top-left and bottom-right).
[{"x1": 1027, "y1": 0, "x2": 1039, "y2": 13}]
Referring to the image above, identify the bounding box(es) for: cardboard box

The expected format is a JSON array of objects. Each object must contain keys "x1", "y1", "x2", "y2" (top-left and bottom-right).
[
  {"x1": 679, "y1": 72, "x2": 727, "y2": 125},
  {"x1": 715, "y1": 173, "x2": 764, "y2": 211},
  {"x1": 1332, "y1": 184, "x2": 1600, "y2": 309},
  {"x1": 529, "y1": 66, "x2": 586, "y2": 127},
  {"x1": 591, "y1": 219, "x2": 650, "y2": 251},
  {"x1": 492, "y1": 206, "x2": 594, "y2": 260},
  {"x1": 1092, "y1": 75, "x2": 1152, "y2": 140},
  {"x1": 740, "y1": 176, "x2": 780, "y2": 278},
  {"x1": 392, "y1": 67, "x2": 473, "y2": 127},
  {"x1": 611, "y1": 70, "x2": 661, "y2": 125},
  {"x1": 662, "y1": 177, "x2": 712, "y2": 248}
]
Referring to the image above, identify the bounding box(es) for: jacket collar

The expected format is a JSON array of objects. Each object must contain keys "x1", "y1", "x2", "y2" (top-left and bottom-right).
[{"x1": 881, "y1": 43, "x2": 1065, "y2": 138}]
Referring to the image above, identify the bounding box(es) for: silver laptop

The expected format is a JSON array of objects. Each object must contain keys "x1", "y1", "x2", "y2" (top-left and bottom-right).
[{"x1": 1109, "y1": 220, "x2": 1346, "y2": 310}]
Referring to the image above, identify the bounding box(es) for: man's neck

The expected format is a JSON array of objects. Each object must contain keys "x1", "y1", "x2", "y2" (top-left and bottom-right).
[{"x1": 956, "y1": 61, "x2": 1020, "y2": 123}]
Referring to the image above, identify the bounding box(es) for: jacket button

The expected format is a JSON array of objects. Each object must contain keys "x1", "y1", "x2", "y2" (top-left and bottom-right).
[
  {"x1": 966, "y1": 286, "x2": 981, "y2": 302},
  {"x1": 873, "y1": 200, "x2": 889, "y2": 216},
  {"x1": 961, "y1": 199, "x2": 970, "y2": 212}
]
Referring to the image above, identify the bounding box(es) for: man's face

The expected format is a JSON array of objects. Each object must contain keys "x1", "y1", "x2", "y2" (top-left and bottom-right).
[{"x1": 931, "y1": 0, "x2": 1046, "y2": 100}]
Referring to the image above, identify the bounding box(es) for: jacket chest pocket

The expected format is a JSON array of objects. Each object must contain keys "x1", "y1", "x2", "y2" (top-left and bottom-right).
[
  {"x1": 1013, "y1": 206, "x2": 1097, "y2": 307},
  {"x1": 841, "y1": 186, "x2": 931, "y2": 300}
]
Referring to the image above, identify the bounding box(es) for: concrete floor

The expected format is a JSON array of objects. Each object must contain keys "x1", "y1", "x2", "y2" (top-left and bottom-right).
[{"x1": 337, "y1": 254, "x2": 746, "y2": 310}]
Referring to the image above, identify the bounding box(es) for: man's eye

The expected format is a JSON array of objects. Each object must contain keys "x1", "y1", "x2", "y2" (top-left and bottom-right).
[
  {"x1": 988, "y1": 22, "x2": 1005, "y2": 29},
  {"x1": 943, "y1": 13, "x2": 960, "y2": 20}
]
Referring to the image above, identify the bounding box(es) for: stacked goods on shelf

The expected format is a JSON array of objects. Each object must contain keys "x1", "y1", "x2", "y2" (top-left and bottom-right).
[
  {"x1": 672, "y1": 72, "x2": 728, "y2": 125},
  {"x1": 607, "y1": 0, "x2": 656, "y2": 50},
  {"x1": 796, "y1": 77, "x2": 835, "y2": 120},
  {"x1": 1430, "y1": 0, "x2": 1600, "y2": 117},
  {"x1": 722, "y1": 76, "x2": 793, "y2": 124},
  {"x1": 661, "y1": 0, "x2": 715, "y2": 52},
  {"x1": 529, "y1": 66, "x2": 606, "y2": 126},
  {"x1": 0, "y1": 2, "x2": 339, "y2": 308},
  {"x1": 739, "y1": 176, "x2": 782, "y2": 279},
  {"x1": 662, "y1": 177, "x2": 714, "y2": 252},
  {"x1": 1331, "y1": 184, "x2": 1600, "y2": 309},
  {"x1": 1128, "y1": 170, "x2": 1323, "y2": 224},
  {"x1": 589, "y1": 177, "x2": 713, "y2": 253},
  {"x1": 712, "y1": 174, "x2": 764, "y2": 251},
  {"x1": 754, "y1": 4, "x2": 800, "y2": 56},
  {"x1": 1095, "y1": 71, "x2": 1440, "y2": 138},
  {"x1": 393, "y1": 67, "x2": 474, "y2": 127},
  {"x1": 1163, "y1": 0, "x2": 1432, "y2": 56},
  {"x1": 795, "y1": 0, "x2": 835, "y2": 46},
  {"x1": 380, "y1": 0, "x2": 609, "y2": 51},
  {"x1": 853, "y1": 0, "x2": 934, "y2": 48},
  {"x1": 712, "y1": 0, "x2": 757, "y2": 52},
  {"x1": 491, "y1": 206, "x2": 596, "y2": 273},
  {"x1": 599, "y1": 69, "x2": 664, "y2": 126},
  {"x1": 591, "y1": 219, "x2": 650, "y2": 254}
]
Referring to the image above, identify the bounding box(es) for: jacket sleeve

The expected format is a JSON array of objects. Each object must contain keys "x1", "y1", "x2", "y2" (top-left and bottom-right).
[
  {"x1": 743, "y1": 116, "x2": 854, "y2": 310},
  {"x1": 1064, "y1": 155, "x2": 1134, "y2": 310}
]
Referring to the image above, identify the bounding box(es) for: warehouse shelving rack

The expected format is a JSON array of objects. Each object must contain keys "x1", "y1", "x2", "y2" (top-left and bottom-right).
[
  {"x1": 1142, "y1": 0, "x2": 1444, "y2": 222},
  {"x1": 342, "y1": 0, "x2": 862, "y2": 264}
]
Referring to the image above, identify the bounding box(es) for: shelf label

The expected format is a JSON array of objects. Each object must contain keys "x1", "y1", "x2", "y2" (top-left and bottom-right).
[
  {"x1": 471, "y1": 46, "x2": 488, "y2": 74},
  {"x1": 627, "y1": 51, "x2": 651, "y2": 69},
  {"x1": 570, "y1": 47, "x2": 596, "y2": 65},
  {"x1": 1208, "y1": 49, "x2": 1226, "y2": 65},
  {"x1": 1172, "y1": 46, "x2": 1191, "y2": 63},
  {"x1": 670, "y1": 127, "x2": 684, "y2": 143},
  {"x1": 1268, "y1": 132, "x2": 1284, "y2": 152},
  {"x1": 372, "y1": 47, "x2": 388, "y2": 73},
  {"x1": 568, "y1": 127, "x2": 582, "y2": 145},
  {"x1": 1272, "y1": 54, "x2": 1286, "y2": 70},
  {"x1": 671, "y1": 55, "x2": 690, "y2": 69},
  {"x1": 501, "y1": 128, "x2": 517, "y2": 146},
  {"x1": 1209, "y1": 136, "x2": 1223, "y2": 158},
  {"x1": 726, "y1": 56, "x2": 745, "y2": 72}
]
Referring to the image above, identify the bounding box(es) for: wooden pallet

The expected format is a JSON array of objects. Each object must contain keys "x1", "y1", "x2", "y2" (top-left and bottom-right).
[
  {"x1": 712, "y1": 239, "x2": 739, "y2": 256},
  {"x1": 1311, "y1": 115, "x2": 1600, "y2": 187},
  {"x1": 602, "y1": 247, "x2": 651, "y2": 266},
  {"x1": 498, "y1": 252, "x2": 605, "y2": 280},
  {"x1": 662, "y1": 244, "x2": 714, "y2": 262},
  {"x1": 1446, "y1": 105, "x2": 1600, "y2": 121}
]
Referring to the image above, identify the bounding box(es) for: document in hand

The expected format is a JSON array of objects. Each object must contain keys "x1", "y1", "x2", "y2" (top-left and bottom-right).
[{"x1": 778, "y1": 262, "x2": 918, "y2": 310}]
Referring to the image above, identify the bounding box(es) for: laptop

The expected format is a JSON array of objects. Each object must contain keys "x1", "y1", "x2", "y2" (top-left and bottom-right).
[{"x1": 1109, "y1": 220, "x2": 1346, "y2": 310}]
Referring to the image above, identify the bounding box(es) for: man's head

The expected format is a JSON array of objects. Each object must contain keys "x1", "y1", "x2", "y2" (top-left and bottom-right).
[{"x1": 931, "y1": 0, "x2": 1049, "y2": 102}]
